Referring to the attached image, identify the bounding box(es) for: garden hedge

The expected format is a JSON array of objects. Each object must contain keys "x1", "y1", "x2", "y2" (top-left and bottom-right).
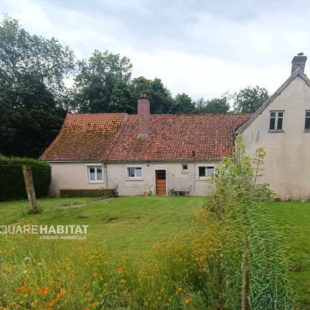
[
  {"x1": 0, "y1": 155, "x2": 51, "y2": 201},
  {"x1": 60, "y1": 189, "x2": 116, "y2": 198}
]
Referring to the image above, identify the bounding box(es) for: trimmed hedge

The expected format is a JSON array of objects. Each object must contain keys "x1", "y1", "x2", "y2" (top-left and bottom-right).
[
  {"x1": 60, "y1": 189, "x2": 116, "y2": 198},
  {"x1": 0, "y1": 156, "x2": 51, "y2": 201}
]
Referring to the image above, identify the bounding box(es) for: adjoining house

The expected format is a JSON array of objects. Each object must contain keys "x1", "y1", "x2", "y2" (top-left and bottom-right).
[
  {"x1": 41, "y1": 54, "x2": 310, "y2": 199},
  {"x1": 238, "y1": 53, "x2": 310, "y2": 200}
]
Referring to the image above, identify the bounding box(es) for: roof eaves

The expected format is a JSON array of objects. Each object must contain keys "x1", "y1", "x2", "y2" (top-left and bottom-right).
[{"x1": 104, "y1": 158, "x2": 222, "y2": 164}]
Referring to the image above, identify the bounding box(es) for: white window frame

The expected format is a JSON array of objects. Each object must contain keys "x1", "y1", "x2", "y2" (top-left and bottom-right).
[
  {"x1": 197, "y1": 165, "x2": 215, "y2": 179},
  {"x1": 126, "y1": 165, "x2": 143, "y2": 180},
  {"x1": 269, "y1": 110, "x2": 284, "y2": 131},
  {"x1": 86, "y1": 164, "x2": 104, "y2": 183}
]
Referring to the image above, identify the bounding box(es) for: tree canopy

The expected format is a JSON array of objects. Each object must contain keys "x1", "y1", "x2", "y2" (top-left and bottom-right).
[
  {"x1": 233, "y1": 86, "x2": 269, "y2": 113},
  {"x1": 0, "y1": 15, "x2": 269, "y2": 158},
  {"x1": 72, "y1": 50, "x2": 133, "y2": 113},
  {"x1": 0, "y1": 17, "x2": 73, "y2": 158}
]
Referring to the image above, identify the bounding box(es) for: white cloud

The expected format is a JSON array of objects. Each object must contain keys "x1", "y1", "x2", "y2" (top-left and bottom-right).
[
  {"x1": 0, "y1": 0, "x2": 309, "y2": 100},
  {"x1": 121, "y1": 48, "x2": 288, "y2": 99}
]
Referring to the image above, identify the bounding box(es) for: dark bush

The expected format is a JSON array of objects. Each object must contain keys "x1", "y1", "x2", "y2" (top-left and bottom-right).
[
  {"x1": 0, "y1": 155, "x2": 51, "y2": 201},
  {"x1": 60, "y1": 189, "x2": 116, "y2": 198}
]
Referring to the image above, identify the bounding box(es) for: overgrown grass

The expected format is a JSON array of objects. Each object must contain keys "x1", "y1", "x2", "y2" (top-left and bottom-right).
[{"x1": 262, "y1": 201, "x2": 310, "y2": 309}]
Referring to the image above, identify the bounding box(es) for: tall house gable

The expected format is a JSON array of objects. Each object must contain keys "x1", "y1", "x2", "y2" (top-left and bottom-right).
[{"x1": 240, "y1": 54, "x2": 310, "y2": 199}]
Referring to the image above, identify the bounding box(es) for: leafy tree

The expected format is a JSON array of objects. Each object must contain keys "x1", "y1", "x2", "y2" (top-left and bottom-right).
[
  {"x1": 72, "y1": 50, "x2": 133, "y2": 113},
  {"x1": 233, "y1": 86, "x2": 269, "y2": 113},
  {"x1": 0, "y1": 16, "x2": 74, "y2": 157},
  {"x1": 0, "y1": 73, "x2": 65, "y2": 157},
  {"x1": 194, "y1": 97, "x2": 230, "y2": 114},
  {"x1": 0, "y1": 16, "x2": 75, "y2": 96},
  {"x1": 170, "y1": 93, "x2": 195, "y2": 114},
  {"x1": 129, "y1": 76, "x2": 174, "y2": 114},
  {"x1": 205, "y1": 97, "x2": 230, "y2": 114}
]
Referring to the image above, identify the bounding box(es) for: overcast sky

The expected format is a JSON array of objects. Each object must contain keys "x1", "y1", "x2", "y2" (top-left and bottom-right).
[{"x1": 1, "y1": 0, "x2": 310, "y2": 100}]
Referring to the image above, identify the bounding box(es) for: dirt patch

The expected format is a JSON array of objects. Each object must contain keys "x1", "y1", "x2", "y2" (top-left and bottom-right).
[{"x1": 61, "y1": 198, "x2": 113, "y2": 209}]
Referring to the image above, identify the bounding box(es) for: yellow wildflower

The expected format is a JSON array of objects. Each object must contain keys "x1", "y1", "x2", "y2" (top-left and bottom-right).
[
  {"x1": 91, "y1": 301, "x2": 99, "y2": 307},
  {"x1": 185, "y1": 298, "x2": 192, "y2": 304}
]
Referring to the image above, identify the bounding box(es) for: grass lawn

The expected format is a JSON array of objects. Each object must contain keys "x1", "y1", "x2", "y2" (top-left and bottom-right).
[
  {"x1": 0, "y1": 197, "x2": 309, "y2": 309},
  {"x1": 0, "y1": 196, "x2": 208, "y2": 309},
  {"x1": 0, "y1": 196, "x2": 205, "y2": 254},
  {"x1": 263, "y1": 201, "x2": 310, "y2": 309}
]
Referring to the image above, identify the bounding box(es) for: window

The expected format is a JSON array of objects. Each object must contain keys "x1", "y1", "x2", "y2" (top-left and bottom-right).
[
  {"x1": 88, "y1": 166, "x2": 103, "y2": 182},
  {"x1": 269, "y1": 111, "x2": 284, "y2": 131},
  {"x1": 305, "y1": 110, "x2": 310, "y2": 130},
  {"x1": 198, "y1": 165, "x2": 214, "y2": 178},
  {"x1": 182, "y1": 164, "x2": 188, "y2": 172},
  {"x1": 127, "y1": 167, "x2": 143, "y2": 178}
]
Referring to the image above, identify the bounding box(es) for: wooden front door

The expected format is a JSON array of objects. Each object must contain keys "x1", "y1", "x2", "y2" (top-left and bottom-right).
[{"x1": 156, "y1": 170, "x2": 166, "y2": 196}]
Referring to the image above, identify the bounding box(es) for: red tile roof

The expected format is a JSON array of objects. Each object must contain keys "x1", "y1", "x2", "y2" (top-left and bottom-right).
[
  {"x1": 105, "y1": 114, "x2": 251, "y2": 161},
  {"x1": 41, "y1": 113, "x2": 251, "y2": 162},
  {"x1": 40, "y1": 113, "x2": 127, "y2": 161}
]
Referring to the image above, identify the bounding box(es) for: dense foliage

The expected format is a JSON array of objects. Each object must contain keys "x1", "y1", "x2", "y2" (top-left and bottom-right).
[
  {"x1": 59, "y1": 189, "x2": 116, "y2": 198},
  {"x1": 0, "y1": 155, "x2": 51, "y2": 201},
  {"x1": 0, "y1": 17, "x2": 73, "y2": 158},
  {"x1": 233, "y1": 86, "x2": 269, "y2": 113},
  {"x1": 204, "y1": 136, "x2": 293, "y2": 309}
]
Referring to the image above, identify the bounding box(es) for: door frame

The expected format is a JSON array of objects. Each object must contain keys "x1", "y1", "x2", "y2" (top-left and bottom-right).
[{"x1": 154, "y1": 167, "x2": 167, "y2": 196}]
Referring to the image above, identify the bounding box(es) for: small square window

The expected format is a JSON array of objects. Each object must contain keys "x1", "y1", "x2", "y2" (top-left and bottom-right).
[
  {"x1": 269, "y1": 111, "x2": 284, "y2": 131},
  {"x1": 182, "y1": 164, "x2": 188, "y2": 171}
]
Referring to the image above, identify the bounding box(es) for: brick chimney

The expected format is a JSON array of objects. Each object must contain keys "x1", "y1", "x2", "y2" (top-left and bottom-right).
[
  {"x1": 291, "y1": 53, "x2": 307, "y2": 74},
  {"x1": 137, "y1": 93, "x2": 151, "y2": 137}
]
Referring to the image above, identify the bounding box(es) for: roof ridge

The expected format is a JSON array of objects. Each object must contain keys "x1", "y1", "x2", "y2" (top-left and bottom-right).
[
  {"x1": 67, "y1": 112, "x2": 126, "y2": 117},
  {"x1": 151, "y1": 113, "x2": 250, "y2": 115}
]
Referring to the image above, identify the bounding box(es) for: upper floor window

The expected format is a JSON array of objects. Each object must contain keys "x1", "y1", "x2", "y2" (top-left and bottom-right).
[
  {"x1": 269, "y1": 111, "x2": 284, "y2": 131},
  {"x1": 127, "y1": 166, "x2": 143, "y2": 179},
  {"x1": 305, "y1": 110, "x2": 310, "y2": 130},
  {"x1": 88, "y1": 166, "x2": 103, "y2": 182}
]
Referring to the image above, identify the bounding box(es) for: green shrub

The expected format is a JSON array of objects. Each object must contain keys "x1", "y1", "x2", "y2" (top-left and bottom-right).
[
  {"x1": 204, "y1": 136, "x2": 292, "y2": 309},
  {"x1": 59, "y1": 189, "x2": 116, "y2": 198},
  {"x1": 0, "y1": 155, "x2": 51, "y2": 201}
]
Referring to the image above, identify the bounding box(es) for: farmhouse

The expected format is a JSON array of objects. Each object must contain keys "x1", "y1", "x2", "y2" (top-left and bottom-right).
[{"x1": 41, "y1": 54, "x2": 310, "y2": 199}]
